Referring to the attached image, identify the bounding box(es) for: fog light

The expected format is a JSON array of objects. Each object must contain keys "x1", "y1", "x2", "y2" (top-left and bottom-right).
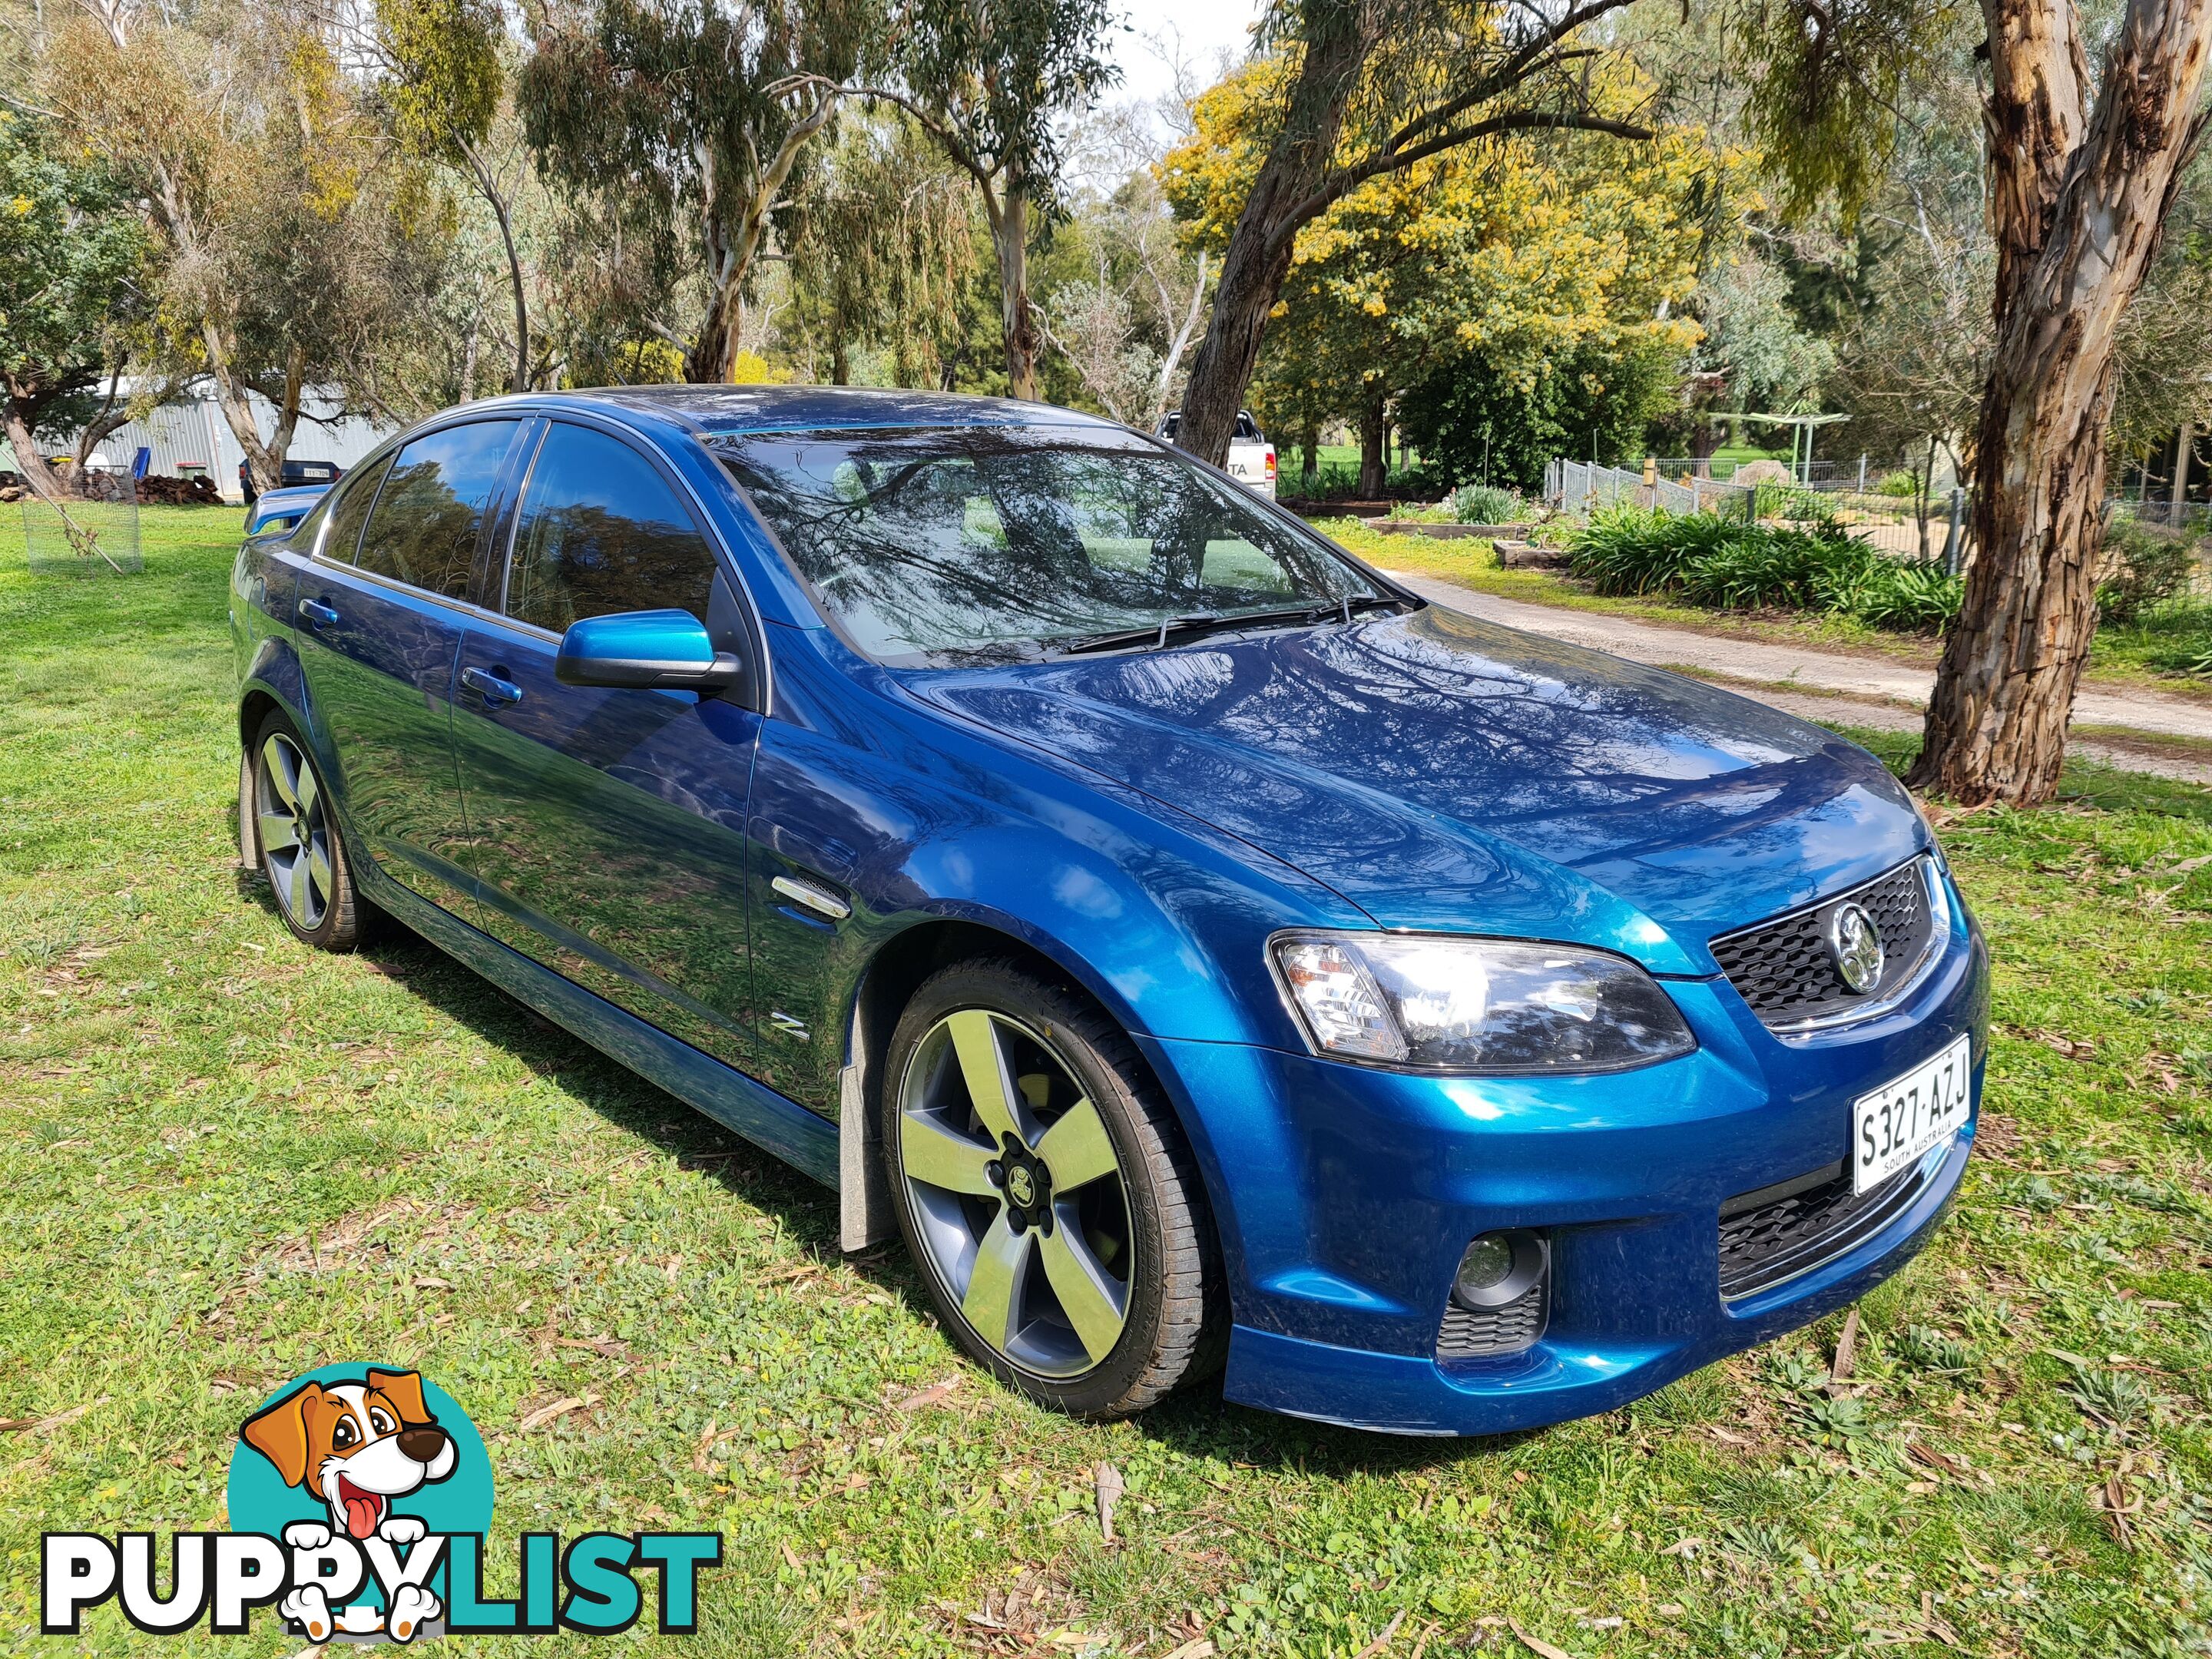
[{"x1": 1452, "y1": 1230, "x2": 1545, "y2": 1310}]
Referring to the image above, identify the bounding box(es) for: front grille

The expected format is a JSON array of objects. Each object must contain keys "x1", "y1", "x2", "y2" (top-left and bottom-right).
[
  {"x1": 1438, "y1": 1280, "x2": 1547, "y2": 1358},
  {"x1": 1710, "y1": 857, "x2": 1938, "y2": 1028},
  {"x1": 1718, "y1": 1155, "x2": 1939, "y2": 1300}
]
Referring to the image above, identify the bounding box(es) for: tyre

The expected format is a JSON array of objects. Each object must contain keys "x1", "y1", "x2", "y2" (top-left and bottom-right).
[
  {"x1": 881, "y1": 959, "x2": 1224, "y2": 1418},
  {"x1": 247, "y1": 710, "x2": 376, "y2": 951}
]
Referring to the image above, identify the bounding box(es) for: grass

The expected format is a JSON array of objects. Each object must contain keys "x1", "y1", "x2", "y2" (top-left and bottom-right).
[
  {"x1": 1317, "y1": 517, "x2": 2212, "y2": 700},
  {"x1": 5, "y1": 507, "x2": 2212, "y2": 1657}
]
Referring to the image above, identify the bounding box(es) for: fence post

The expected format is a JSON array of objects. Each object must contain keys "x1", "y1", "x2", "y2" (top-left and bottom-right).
[
  {"x1": 1945, "y1": 488, "x2": 1965, "y2": 575},
  {"x1": 1857, "y1": 455, "x2": 1868, "y2": 495}
]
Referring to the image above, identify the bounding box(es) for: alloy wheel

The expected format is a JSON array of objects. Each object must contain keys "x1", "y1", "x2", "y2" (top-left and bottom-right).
[
  {"x1": 257, "y1": 731, "x2": 333, "y2": 932},
  {"x1": 897, "y1": 1008, "x2": 1134, "y2": 1377}
]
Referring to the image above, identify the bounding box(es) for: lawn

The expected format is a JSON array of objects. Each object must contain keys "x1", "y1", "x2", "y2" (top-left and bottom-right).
[
  {"x1": 5, "y1": 507, "x2": 2212, "y2": 1657},
  {"x1": 1318, "y1": 518, "x2": 2212, "y2": 701}
]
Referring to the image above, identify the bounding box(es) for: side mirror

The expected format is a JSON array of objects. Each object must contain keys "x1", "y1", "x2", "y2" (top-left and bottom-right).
[{"x1": 554, "y1": 608, "x2": 744, "y2": 693}]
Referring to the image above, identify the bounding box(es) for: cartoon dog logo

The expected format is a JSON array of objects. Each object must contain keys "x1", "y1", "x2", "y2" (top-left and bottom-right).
[{"x1": 241, "y1": 1369, "x2": 456, "y2": 1641}]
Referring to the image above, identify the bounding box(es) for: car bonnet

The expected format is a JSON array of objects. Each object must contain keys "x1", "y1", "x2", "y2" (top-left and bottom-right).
[{"x1": 904, "y1": 604, "x2": 1928, "y2": 976}]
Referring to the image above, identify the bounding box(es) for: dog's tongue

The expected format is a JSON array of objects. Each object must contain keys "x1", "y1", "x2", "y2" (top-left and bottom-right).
[{"x1": 343, "y1": 1492, "x2": 380, "y2": 1540}]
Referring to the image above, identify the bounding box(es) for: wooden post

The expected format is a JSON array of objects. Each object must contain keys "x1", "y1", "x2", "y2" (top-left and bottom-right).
[{"x1": 2173, "y1": 422, "x2": 2194, "y2": 527}]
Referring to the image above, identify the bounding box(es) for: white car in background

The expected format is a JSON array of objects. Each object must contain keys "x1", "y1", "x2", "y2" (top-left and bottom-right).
[{"x1": 1157, "y1": 409, "x2": 1277, "y2": 498}]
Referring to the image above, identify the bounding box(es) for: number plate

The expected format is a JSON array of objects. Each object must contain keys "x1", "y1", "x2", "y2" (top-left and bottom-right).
[{"x1": 1853, "y1": 1033, "x2": 1972, "y2": 1194}]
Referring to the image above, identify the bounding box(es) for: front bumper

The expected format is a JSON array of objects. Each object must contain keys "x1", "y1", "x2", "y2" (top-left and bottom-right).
[{"x1": 1137, "y1": 896, "x2": 1989, "y2": 1435}]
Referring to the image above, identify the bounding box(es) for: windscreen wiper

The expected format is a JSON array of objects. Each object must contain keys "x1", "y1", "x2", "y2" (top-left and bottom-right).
[
  {"x1": 1056, "y1": 606, "x2": 1331, "y2": 656},
  {"x1": 1055, "y1": 592, "x2": 1416, "y2": 657}
]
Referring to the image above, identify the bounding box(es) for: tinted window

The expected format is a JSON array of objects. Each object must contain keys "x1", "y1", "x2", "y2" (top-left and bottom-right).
[
  {"x1": 317, "y1": 450, "x2": 395, "y2": 568},
  {"x1": 714, "y1": 426, "x2": 1378, "y2": 664},
  {"x1": 503, "y1": 423, "x2": 718, "y2": 633},
  {"x1": 355, "y1": 421, "x2": 521, "y2": 600}
]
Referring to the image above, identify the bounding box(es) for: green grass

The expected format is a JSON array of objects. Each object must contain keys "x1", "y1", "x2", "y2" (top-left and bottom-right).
[
  {"x1": 1318, "y1": 517, "x2": 2212, "y2": 698},
  {"x1": 6, "y1": 508, "x2": 2212, "y2": 1656}
]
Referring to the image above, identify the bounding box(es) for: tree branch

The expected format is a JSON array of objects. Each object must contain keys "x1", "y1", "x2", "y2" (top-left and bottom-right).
[{"x1": 1273, "y1": 109, "x2": 1655, "y2": 252}]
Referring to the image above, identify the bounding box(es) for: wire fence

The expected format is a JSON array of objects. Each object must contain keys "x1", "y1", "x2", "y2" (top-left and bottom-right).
[
  {"x1": 1548, "y1": 459, "x2": 1757, "y2": 519},
  {"x1": 1546, "y1": 459, "x2": 1972, "y2": 569},
  {"x1": 18, "y1": 474, "x2": 143, "y2": 575}
]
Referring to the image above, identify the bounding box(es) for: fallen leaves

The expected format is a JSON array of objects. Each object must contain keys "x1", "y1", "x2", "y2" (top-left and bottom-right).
[
  {"x1": 1906, "y1": 1439, "x2": 1969, "y2": 1480},
  {"x1": 517, "y1": 1392, "x2": 600, "y2": 1432},
  {"x1": 1094, "y1": 1460, "x2": 1124, "y2": 1543},
  {"x1": 1507, "y1": 1617, "x2": 1575, "y2": 1659},
  {"x1": 1829, "y1": 1306, "x2": 1861, "y2": 1395},
  {"x1": 0, "y1": 1401, "x2": 96, "y2": 1435},
  {"x1": 1350, "y1": 1608, "x2": 1404, "y2": 1658},
  {"x1": 892, "y1": 1379, "x2": 959, "y2": 1413}
]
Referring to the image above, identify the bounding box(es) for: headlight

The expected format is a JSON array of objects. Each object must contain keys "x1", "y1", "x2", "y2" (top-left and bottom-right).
[{"x1": 1269, "y1": 931, "x2": 1696, "y2": 1074}]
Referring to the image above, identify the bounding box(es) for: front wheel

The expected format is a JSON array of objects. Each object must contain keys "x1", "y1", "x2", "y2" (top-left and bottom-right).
[
  {"x1": 247, "y1": 710, "x2": 375, "y2": 950},
  {"x1": 881, "y1": 959, "x2": 1224, "y2": 1419}
]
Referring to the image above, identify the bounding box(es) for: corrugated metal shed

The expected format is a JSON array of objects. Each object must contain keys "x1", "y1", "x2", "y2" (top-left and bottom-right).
[{"x1": 2, "y1": 382, "x2": 402, "y2": 502}]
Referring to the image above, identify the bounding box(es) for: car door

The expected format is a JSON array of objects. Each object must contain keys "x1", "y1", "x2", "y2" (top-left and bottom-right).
[
  {"x1": 449, "y1": 418, "x2": 763, "y2": 1070},
  {"x1": 293, "y1": 418, "x2": 528, "y2": 916}
]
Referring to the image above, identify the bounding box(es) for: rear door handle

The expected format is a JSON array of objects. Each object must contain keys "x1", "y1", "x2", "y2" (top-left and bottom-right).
[
  {"x1": 461, "y1": 666, "x2": 523, "y2": 707},
  {"x1": 298, "y1": 598, "x2": 339, "y2": 630}
]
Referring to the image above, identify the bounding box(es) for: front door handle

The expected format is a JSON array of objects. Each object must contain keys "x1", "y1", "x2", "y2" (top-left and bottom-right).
[
  {"x1": 298, "y1": 598, "x2": 339, "y2": 630},
  {"x1": 461, "y1": 666, "x2": 523, "y2": 707}
]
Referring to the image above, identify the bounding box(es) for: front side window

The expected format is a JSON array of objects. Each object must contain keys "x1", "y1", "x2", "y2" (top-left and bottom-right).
[
  {"x1": 316, "y1": 450, "x2": 395, "y2": 569},
  {"x1": 503, "y1": 423, "x2": 719, "y2": 634},
  {"x1": 714, "y1": 426, "x2": 1379, "y2": 664},
  {"x1": 355, "y1": 420, "x2": 521, "y2": 600}
]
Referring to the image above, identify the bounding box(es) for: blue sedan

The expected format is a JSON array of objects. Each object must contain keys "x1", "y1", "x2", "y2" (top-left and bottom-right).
[{"x1": 229, "y1": 388, "x2": 1987, "y2": 1432}]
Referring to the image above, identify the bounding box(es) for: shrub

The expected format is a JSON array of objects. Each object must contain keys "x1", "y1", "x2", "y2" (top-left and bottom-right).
[
  {"x1": 1853, "y1": 561, "x2": 1965, "y2": 632},
  {"x1": 1449, "y1": 483, "x2": 1525, "y2": 525},
  {"x1": 1565, "y1": 506, "x2": 1962, "y2": 633},
  {"x1": 2098, "y1": 517, "x2": 2200, "y2": 624},
  {"x1": 1876, "y1": 471, "x2": 1919, "y2": 498}
]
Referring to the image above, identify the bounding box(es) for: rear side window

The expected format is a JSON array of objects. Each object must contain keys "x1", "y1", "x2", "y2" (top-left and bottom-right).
[
  {"x1": 316, "y1": 451, "x2": 394, "y2": 568},
  {"x1": 502, "y1": 423, "x2": 718, "y2": 633},
  {"x1": 354, "y1": 420, "x2": 522, "y2": 600}
]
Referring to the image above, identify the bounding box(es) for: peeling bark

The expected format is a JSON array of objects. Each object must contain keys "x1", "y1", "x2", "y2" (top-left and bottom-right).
[{"x1": 1912, "y1": 0, "x2": 2212, "y2": 804}]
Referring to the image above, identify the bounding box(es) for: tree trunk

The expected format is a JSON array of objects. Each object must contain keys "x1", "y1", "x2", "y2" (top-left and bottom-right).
[
  {"x1": 202, "y1": 326, "x2": 302, "y2": 495},
  {"x1": 1911, "y1": 0, "x2": 2212, "y2": 805},
  {"x1": 462, "y1": 141, "x2": 531, "y2": 396},
  {"x1": 71, "y1": 369, "x2": 134, "y2": 482},
  {"x1": 1357, "y1": 396, "x2": 1388, "y2": 498},
  {"x1": 1173, "y1": 15, "x2": 1373, "y2": 465},
  {"x1": 3, "y1": 395, "x2": 75, "y2": 502},
  {"x1": 1300, "y1": 417, "x2": 1320, "y2": 489},
  {"x1": 987, "y1": 187, "x2": 1039, "y2": 401},
  {"x1": 686, "y1": 87, "x2": 842, "y2": 385}
]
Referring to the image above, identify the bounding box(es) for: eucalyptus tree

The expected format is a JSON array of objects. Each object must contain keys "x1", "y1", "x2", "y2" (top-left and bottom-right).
[
  {"x1": 1751, "y1": 0, "x2": 2212, "y2": 805},
  {"x1": 783, "y1": 112, "x2": 984, "y2": 384},
  {"x1": 520, "y1": 0, "x2": 879, "y2": 383},
  {"x1": 1168, "y1": 0, "x2": 1658, "y2": 468},
  {"x1": 44, "y1": 4, "x2": 394, "y2": 489},
  {"x1": 374, "y1": 0, "x2": 534, "y2": 393},
  {"x1": 859, "y1": 0, "x2": 1122, "y2": 400}
]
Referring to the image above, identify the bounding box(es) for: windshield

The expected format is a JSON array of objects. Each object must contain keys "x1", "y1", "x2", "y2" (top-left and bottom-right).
[{"x1": 714, "y1": 426, "x2": 1379, "y2": 664}]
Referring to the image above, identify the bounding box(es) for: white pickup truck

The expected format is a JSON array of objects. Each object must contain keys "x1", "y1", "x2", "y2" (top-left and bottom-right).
[{"x1": 1157, "y1": 409, "x2": 1278, "y2": 498}]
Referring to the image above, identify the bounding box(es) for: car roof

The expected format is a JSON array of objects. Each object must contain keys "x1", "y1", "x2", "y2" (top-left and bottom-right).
[{"x1": 496, "y1": 384, "x2": 1131, "y2": 439}]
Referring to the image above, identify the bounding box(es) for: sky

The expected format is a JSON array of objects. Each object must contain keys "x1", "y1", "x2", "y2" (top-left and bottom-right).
[{"x1": 1105, "y1": 0, "x2": 1266, "y2": 113}]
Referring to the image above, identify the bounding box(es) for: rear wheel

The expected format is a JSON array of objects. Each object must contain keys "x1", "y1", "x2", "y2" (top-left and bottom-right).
[
  {"x1": 881, "y1": 959, "x2": 1222, "y2": 1418},
  {"x1": 248, "y1": 710, "x2": 374, "y2": 950}
]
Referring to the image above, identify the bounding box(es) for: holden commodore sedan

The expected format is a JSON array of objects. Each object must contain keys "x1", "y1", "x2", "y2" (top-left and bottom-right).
[{"x1": 230, "y1": 387, "x2": 1986, "y2": 1432}]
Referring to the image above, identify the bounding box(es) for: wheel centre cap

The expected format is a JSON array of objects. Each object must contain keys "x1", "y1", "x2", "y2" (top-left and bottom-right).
[{"x1": 1004, "y1": 1164, "x2": 1038, "y2": 1208}]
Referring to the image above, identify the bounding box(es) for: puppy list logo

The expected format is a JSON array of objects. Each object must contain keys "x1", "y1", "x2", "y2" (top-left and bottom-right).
[{"x1": 41, "y1": 1363, "x2": 720, "y2": 1644}]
